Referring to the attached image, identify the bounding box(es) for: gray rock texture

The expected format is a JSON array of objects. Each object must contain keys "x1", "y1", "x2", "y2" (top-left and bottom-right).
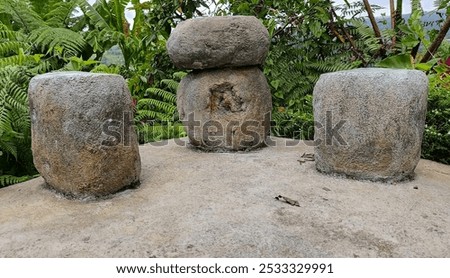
[
  {"x1": 313, "y1": 68, "x2": 428, "y2": 182},
  {"x1": 28, "y1": 72, "x2": 141, "y2": 197},
  {"x1": 1, "y1": 138, "x2": 450, "y2": 257},
  {"x1": 177, "y1": 67, "x2": 272, "y2": 151},
  {"x1": 167, "y1": 16, "x2": 270, "y2": 69}
]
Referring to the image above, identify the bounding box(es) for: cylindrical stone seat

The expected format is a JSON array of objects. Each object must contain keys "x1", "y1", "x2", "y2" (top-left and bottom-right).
[
  {"x1": 313, "y1": 68, "x2": 428, "y2": 182},
  {"x1": 177, "y1": 67, "x2": 272, "y2": 151},
  {"x1": 28, "y1": 72, "x2": 141, "y2": 197}
]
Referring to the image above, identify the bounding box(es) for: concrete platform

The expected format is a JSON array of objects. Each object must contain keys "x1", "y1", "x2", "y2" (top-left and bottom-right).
[{"x1": 0, "y1": 138, "x2": 449, "y2": 257}]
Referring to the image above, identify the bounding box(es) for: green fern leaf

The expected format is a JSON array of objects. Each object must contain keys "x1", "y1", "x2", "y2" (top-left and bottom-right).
[
  {"x1": 146, "y1": 87, "x2": 177, "y2": 103},
  {"x1": 0, "y1": 0, "x2": 46, "y2": 33},
  {"x1": 45, "y1": 0, "x2": 80, "y2": 28},
  {"x1": 172, "y1": 71, "x2": 187, "y2": 80},
  {"x1": 160, "y1": 79, "x2": 180, "y2": 91},
  {"x1": 0, "y1": 41, "x2": 29, "y2": 56},
  {"x1": 135, "y1": 109, "x2": 173, "y2": 121},
  {"x1": 0, "y1": 174, "x2": 34, "y2": 187},
  {"x1": 137, "y1": 98, "x2": 176, "y2": 114},
  {"x1": 29, "y1": 27, "x2": 87, "y2": 58}
]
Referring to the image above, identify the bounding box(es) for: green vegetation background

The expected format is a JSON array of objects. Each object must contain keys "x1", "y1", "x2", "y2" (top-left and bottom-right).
[{"x1": 1, "y1": 0, "x2": 449, "y2": 187}]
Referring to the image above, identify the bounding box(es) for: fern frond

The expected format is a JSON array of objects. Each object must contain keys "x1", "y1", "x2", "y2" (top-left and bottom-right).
[
  {"x1": 0, "y1": 66, "x2": 31, "y2": 160},
  {"x1": 137, "y1": 98, "x2": 176, "y2": 114},
  {"x1": 0, "y1": 174, "x2": 34, "y2": 187},
  {"x1": 306, "y1": 59, "x2": 358, "y2": 72},
  {"x1": 29, "y1": 58, "x2": 56, "y2": 74},
  {"x1": 160, "y1": 78, "x2": 180, "y2": 91},
  {"x1": 0, "y1": 24, "x2": 17, "y2": 40},
  {"x1": 134, "y1": 109, "x2": 174, "y2": 121},
  {"x1": 0, "y1": 41, "x2": 29, "y2": 56},
  {"x1": 0, "y1": 55, "x2": 22, "y2": 67},
  {"x1": 350, "y1": 19, "x2": 386, "y2": 53},
  {"x1": 4, "y1": 82, "x2": 29, "y2": 113},
  {"x1": 45, "y1": 0, "x2": 80, "y2": 28},
  {"x1": 0, "y1": 103, "x2": 19, "y2": 159},
  {"x1": 172, "y1": 71, "x2": 187, "y2": 80},
  {"x1": 0, "y1": 0, "x2": 46, "y2": 33},
  {"x1": 135, "y1": 121, "x2": 186, "y2": 143},
  {"x1": 29, "y1": 27, "x2": 87, "y2": 58},
  {"x1": 0, "y1": 137, "x2": 18, "y2": 159},
  {"x1": 146, "y1": 87, "x2": 177, "y2": 103},
  {"x1": 133, "y1": 73, "x2": 182, "y2": 128}
]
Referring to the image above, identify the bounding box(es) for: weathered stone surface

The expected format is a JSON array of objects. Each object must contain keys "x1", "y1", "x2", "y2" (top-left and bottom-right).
[
  {"x1": 177, "y1": 67, "x2": 272, "y2": 151},
  {"x1": 28, "y1": 72, "x2": 141, "y2": 197},
  {"x1": 2, "y1": 138, "x2": 450, "y2": 257},
  {"x1": 167, "y1": 16, "x2": 270, "y2": 69},
  {"x1": 313, "y1": 68, "x2": 428, "y2": 182}
]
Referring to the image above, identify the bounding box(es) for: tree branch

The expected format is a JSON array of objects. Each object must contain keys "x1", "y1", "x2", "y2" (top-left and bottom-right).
[
  {"x1": 420, "y1": 14, "x2": 450, "y2": 63},
  {"x1": 273, "y1": 15, "x2": 303, "y2": 38},
  {"x1": 330, "y1": 6, "x2": 367, "y2": 66}
]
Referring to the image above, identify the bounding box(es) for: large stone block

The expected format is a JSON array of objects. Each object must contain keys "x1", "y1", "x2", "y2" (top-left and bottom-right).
[
  {"x1": 167, "y1": 16, "x2": 270, "y2": 69},
  {"x1": 177, "y1": 67, "x2": 272, "y2": 151},
  {"x1": 29, "y1": 72, "x2": 141, "y2": 197},
  {"x1": 313, "y1": 68, "x2": 428, "y2": 182}
]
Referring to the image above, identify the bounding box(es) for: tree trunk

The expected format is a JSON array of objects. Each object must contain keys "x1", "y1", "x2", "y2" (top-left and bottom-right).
[
  {"x1": 395, "y1": 0, "x2": 403, "y2": 27},
  {"x1": 362, "y1": 0, "x2": 382, "y2": 39},
  {"x1": 390, "y1": 0, "x2": 396, "y2": 47}
]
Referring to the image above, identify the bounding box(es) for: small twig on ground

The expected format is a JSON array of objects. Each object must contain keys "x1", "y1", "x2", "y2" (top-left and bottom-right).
[{"x1": 275, "y1": 195, "x2": 300, "y2": 207}]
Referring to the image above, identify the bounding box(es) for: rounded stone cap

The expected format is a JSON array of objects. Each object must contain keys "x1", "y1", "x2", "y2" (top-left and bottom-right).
[
  {"x1": 313, "y1": 68, "x2": 428, "y2": 182},
  {"x1": 167, "y1": 16, "x2": 270, "y2": 70}
]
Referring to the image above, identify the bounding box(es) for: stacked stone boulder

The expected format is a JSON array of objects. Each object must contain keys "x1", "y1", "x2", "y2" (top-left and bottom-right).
[
  {"x1": 167, "y1": 16, "x2": 272, "y2": 151},
  {"x1": 29, "y1": 72, "x2": 141, "y2": 197}
]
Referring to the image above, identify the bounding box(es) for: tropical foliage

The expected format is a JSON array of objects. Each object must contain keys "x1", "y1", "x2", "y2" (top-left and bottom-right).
[
  {"x1": 135, "y1": 71, "x2": 187, "y2": 143},
  {"x1": 0, "y1": 66, "x2": 37, "y2": 187},
  {"x1": 1, "y1": 0, "x2": 450, "y2": 188},
  {"x1": 422, "y1": 65, "x2": 450, "y2": 164}
]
